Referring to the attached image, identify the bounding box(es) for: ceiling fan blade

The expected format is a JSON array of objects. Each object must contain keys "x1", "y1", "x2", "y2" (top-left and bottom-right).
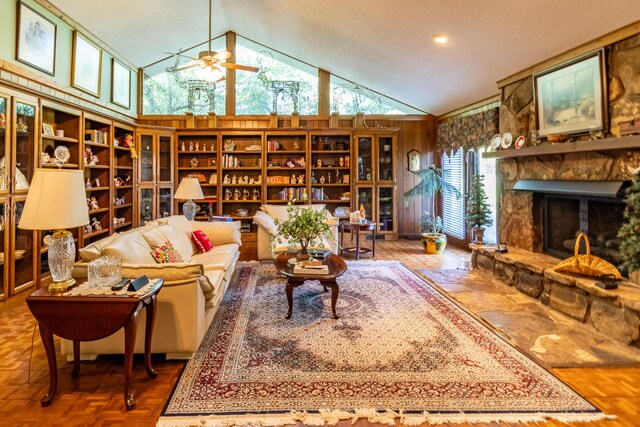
[
  {"x1": 170, "y1": 63, "x2": 202, "y2": 72},
  {"x1": 213, "y1": 50, "x2": 232, "y2": 61},
  {"x1": 163, "y1": 51, "x2": 198, "y2": 60},
  {"x1": 221, "y1": 63, "x2": 259, "y2": 72}
]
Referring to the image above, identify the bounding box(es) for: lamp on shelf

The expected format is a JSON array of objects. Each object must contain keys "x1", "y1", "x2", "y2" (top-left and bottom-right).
[
  {"x1": 174, "y1": 177, "x2": 204, "y2": 221},
  {"x1": 18, "y1": 169, "x2": 89, "y2": 292}
]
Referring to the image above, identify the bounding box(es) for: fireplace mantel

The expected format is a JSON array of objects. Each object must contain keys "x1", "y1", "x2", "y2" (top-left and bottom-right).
[{"x1": 484, "y1": 135, "x2": 640, "y2": 160}]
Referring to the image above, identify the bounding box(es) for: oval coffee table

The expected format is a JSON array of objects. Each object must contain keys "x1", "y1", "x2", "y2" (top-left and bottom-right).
[{"x1": 274, "y1": 252, "x2": 347, "y2": 319}]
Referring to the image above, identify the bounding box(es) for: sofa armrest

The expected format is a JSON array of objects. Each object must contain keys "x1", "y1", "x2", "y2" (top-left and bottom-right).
[
  {"x1": 74, "y1": 262, "x2": 205, "y2": 284},
  {"x1": 190, "y1": 221, "x2": 242, "y2": 246},
  {"x1": 253, "y1": 210, "x2": 277, "y2": 235}
]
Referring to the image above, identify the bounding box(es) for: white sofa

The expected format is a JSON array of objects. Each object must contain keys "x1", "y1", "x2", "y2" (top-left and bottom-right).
[
  {"x1": 253, "y1": 204, "x2": 339, "y2": 261},
  {"x1": 64, "y1": 215, "x2": 241, "y2": 360}
]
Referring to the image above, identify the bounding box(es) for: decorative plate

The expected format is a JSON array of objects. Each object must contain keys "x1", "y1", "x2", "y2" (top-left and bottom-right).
[
  {"x1": 490, "y1": 134, "x2": 501, "y2": 150},
  {"x1": 501, "y1": 132, "x2": 513, "y2": 149},
  {"x1": 43, "y1": 234, "x2": 52, "y2": 246},
  {"x1": 514, "y1": 136, "x2": 525, "y2": 149},
  {"x1": 54, "y1": 145, "x2": 70, "y2": 164}
]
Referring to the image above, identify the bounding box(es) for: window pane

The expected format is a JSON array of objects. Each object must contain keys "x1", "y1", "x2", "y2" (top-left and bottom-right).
[
  {"x1": 441, "y1": 148, "x2": 465, "y2": 239},
  {"x1": 142, "y1": 37, "x2": 226, "y2": 115},
  {"x1": 236, "y1": 37, "x2": 318, "y2": 115},
  {"x1": 330, "y1": 75, "x2": 424, "y2": 115}
]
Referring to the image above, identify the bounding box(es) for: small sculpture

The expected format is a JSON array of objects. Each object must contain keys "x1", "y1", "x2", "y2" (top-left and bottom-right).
[
  {"x1": 294, "y1": 140, "x2": 301, "y2": 150},
  {"x1": 311, "y1": 171, "x2": 316, "y2": 183},
  {"x1": 83, "y1": 224, "x2": 93, "y2": 234},
  {"x1": 242, "y1": 189, "x2": 250, "y2": 200},
  {"x1": 252, "y1": 188, "x2": 259, "y2": 200},
  {"x1": 190, "y1": 157, "x2": 199, "y2": 167},
  {"x1": 233, "y1": 188, "x2": 241, "y2": 200},
  {"x1": 41, "y1": 152, "x2": 51, "y2": 164},
  {"x1": 317, "y1": 159, "x2": 322, "y2": 168},
  {"x1": 243, "y1": 175, "x2": 249, "y2": 183},
  {"x1": 291, "y1": 174, "x2": 297, "y2": 184},
  {"x1": 296, "y1": 157, "x2": 306, "y2": 168},
  {"x1": 114, "y1": 176, "x2": 125, "y2": 187},
  {"x1": 256, "y1": 175, "x2": 262, "y2": 184},
  {"x1": 94, "y1": 178, "x2": 101, "y2": 187},
  {"x1": 298, "y1": 174, "x2": 304, "y2": 184},
  {"x1": 91, "y1": 217, "x2": 102, "y2": 231},
  {"x1": 232, "y1": 175, "x2": 237, "y2": 184},
  {"x1": 189, "y1": 141, "x2": 194, "y2": 151},
  {"x1": 16, "y1": 118, "x2": 28, "y2": 132},
  {"x1": 339, "y1": 157, "x2": 344, "y2": 167},
  {"x1": 88, "y1": 197, "x2": 99, "y2": 210},
  {"x1": 181, "y1": 141, "x2": 185, "y2": 151},
  {"x1": 224, "y1": 140, "x2": 236, "y2": 151},
  {"x1": 224, "y1": 188, "x2": 232, "y2": 200},
  {"x1": 249, "y1": 177, "x2": 255, "y2": 184},
  {"x1": 114, "y1": 196, "x2": 125, "y2": 206},
  {"x1": 195, "y1": 142, "x2": 200, "y2": 151},
  {"x1": 84, "y1": 148, "x2": 98, "y2": 165},
  {"x1": 85, "y1": 178, "x2": 92, "y2": 188},
  {"x1": 122, "y1": 134, "x2": 138, "y2": 158},
  {"x1": 223, "y1": 174, "x2": 230, "y2": 184},
  {"x1": 320, "y1": 175, "x2": 326, "y2": 184}
]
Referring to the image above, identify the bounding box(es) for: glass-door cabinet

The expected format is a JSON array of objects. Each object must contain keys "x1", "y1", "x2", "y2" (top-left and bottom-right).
[
  {"x1": 353, "y1": 132, "x2": 397, "y2": 239},
  {"x1": 137, "y1": 129, "x2": 174, "y2": 225},
  {"x1": 0, "y1": 95, "x2": 9, "y2": 194},
  {"x1": 0, "y1": 199, "x2": 7, "y2": 300},
  {"x1": 11, "y1": 196, "x2": 36, "y2": 294},
  {"x1": 13, "y1": 97, "x2": 38, "y2": 194}
]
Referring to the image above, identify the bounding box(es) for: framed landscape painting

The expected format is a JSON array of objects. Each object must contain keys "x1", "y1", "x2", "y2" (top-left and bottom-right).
[
  {"x1": 111, "y1": 59, "x2": 131, "y2": 108},
  {"x1": 16, "y1": 2, "x2": 57, "y2": 75},
  {"x1": 534, "y1": 50, "x2": 606, "y2": 137},
  {"x1": 72, "y1": 31, "x2": 102, "y2": 97}
]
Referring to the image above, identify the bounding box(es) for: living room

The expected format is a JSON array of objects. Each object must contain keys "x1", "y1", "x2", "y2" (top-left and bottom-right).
[{"x1": 1, "y1": 0, "x2": 640, "y2": 426}]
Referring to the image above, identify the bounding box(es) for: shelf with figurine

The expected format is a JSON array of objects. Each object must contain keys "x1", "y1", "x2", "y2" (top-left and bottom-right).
[
  {"x1": 222, "y1": 186, "x2": 262, "y2": 202},
  {"x1": 178, "y1": 138, "x2": 217, "y2": 154},
  {"x1": 221, "y1": 173, "x2": 262, "y2": 186},
  {"x1": 40, "y1": 101, "x2": 82, "y2": 170}
]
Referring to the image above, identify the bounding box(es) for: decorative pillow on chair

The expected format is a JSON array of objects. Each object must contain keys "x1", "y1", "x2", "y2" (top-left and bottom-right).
[
  {"x1": 151, "y1": 241, "x2": 184, "y2": 263},
  {"x1": 191, "y1": 230, "x2": 214, "y2": 253}
]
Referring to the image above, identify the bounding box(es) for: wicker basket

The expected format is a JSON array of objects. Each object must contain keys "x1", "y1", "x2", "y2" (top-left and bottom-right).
[{"x1": 553, "y1": 233, "x2": 622, "y2": 279}]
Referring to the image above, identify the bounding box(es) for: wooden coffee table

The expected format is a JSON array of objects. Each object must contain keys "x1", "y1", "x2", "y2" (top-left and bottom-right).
[{"x1": 274, "y1": 252, "x2": 347, "y2": 319}]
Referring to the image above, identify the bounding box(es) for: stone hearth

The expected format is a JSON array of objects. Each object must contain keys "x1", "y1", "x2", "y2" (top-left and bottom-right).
[{"x1": 471, "y1": 244, "x2": 640, "y2": 347}]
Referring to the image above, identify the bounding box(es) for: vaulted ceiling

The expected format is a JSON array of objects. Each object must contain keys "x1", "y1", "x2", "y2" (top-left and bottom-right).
[{"x1": 48, "y1": 0, "x2": 640, "y2": 115}]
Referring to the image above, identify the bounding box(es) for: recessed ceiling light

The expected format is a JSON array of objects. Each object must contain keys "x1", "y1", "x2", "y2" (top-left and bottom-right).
[{"x1": 433, "y1": 34, "x2": 448, "y2": 44}]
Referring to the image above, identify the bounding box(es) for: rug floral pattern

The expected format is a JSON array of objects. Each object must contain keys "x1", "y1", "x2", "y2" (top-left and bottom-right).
[{"x1": 162, "y1": 262, "x2": 599, "y2": 420}]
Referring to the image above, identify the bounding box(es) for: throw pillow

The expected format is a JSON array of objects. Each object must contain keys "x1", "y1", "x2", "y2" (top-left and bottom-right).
[
  {"x1": 191, "y1": 230, "x2": 214, "y2": 253},
  {"x1": 151, "y1": 241, "x2": 184, "y2": 263}
]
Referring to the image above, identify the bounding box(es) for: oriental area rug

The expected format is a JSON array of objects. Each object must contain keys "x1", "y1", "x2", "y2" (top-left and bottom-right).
[{"x1": 158, "y1": 261, "x2": 608, "y2": 426}]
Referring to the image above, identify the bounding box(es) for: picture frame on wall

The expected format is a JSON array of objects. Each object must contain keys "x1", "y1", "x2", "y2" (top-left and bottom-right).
[
  {"x1": 534, "y1": 49, "x2": 607, "y2": 137},
  {"x1": 72, "y1": 31, "x2": 102, "y2": 97},
  {"x1": 407, "y1": 149, "x2": 421, "y2": 172},
  {"x1": 16, "y1": 1, "x2": 57, "y2": 75},
  {"x1": 111, "y1": 58, "x2": 131, "y2": 108}
]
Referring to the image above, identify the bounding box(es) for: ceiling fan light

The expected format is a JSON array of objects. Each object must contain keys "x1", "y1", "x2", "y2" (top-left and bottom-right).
[
  {"x1": 433, "y1": 34, "x2": 448, "y2": 44},
  {"x1": 196, "y1": 66, "x2": 224, "y2": 82}
]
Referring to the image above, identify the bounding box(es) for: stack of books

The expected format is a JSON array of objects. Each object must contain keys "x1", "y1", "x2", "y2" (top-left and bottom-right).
[{"x1": 293, "y1": 260, "x2": 329, "y2": 275}]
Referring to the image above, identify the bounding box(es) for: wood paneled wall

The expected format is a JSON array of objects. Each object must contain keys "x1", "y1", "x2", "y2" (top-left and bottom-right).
[{"x1": 138, "y1": 114, "x2": 436, "y2": 236}]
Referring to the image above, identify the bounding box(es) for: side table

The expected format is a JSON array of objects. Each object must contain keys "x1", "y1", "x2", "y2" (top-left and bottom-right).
[
  {"x1": 340, "y1": 221, "x2": 377, "y2": 260},
  {"x1": 26, "y1": 279, "x2": 163, "y2": 410}
]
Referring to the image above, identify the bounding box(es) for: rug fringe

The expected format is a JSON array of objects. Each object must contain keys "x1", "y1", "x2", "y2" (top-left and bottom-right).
[{"x1": 157, "y1": 409, "x2": 615, "y2": 426}]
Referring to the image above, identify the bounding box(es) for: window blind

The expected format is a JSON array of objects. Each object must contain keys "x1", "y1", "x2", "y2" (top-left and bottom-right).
[{"x1": 441, "y1": 148, "x2": 465, "y2": 239}]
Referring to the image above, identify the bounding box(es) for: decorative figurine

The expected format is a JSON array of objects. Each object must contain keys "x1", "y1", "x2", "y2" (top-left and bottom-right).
[
  {"x1": 317, "y1": 159, "x2": 322, "y2": 168},
  {"x1": 294, "y1": 140, "x2": 301, "y2": 150},
  {"x1": 94, "y1": 178, "x2": 101, "y2": 187},
  {"x1": 223, "y1": 174, "x2": 230, "y2": 184},
  {"x1": 85, "y1": 178, "x2": 92, "y2": 188},
  {"x1": 255, "y1": 175, "x2": 262, "y2": 184},
  {"x1": 249, "y1": 177, "x2": 255, "y2": 184},
  {"x1": 195, "y1": 142, "x2": 200, "y2": 151},
  {"x1": 232, "y1": 175, "x2": 237, "y2": 184},
  {"x1": 339, "y1": 157, "x2": 345, "y2": 167},
  {"x1": 320, "y1": 175, "x2": 326, "y2": 184},
  {"x1": 311, "y1": 171, "x2": 316, "y2": 183},
  {"x1": 88, "y1": 197, "x2": 99, "y2": 210},
  {"x1": 189, "y1": 141, "x2": 194, "y2": 151},
  {"x1": 190, "y1": 157, "x2": 199, "y2": 167},
  {"x1": 233, "y1": 188, "x2": 241, "y2": 200},
  {"x1": 243, "y1": 175, "x2": 249, "y2": 183},
  {"x1": 224, "y1": 188, "x2": 232, "y2": 200},
  {"x1": 114, "y1": 196, "x2": 125, "y2": 206},
  {"x1": 335, "y1": 170, "x2": 340, "y2": 182},
  {"x1": 16, "y1": 118, "x2": 28, "y2": 132},
  {"x1": 91, "y1": 217, "x2": 102, "y2": 231},
  {"x1": 291, "y1": 174, "x2": 297, "y2": 184},
  {"x1": 122, "y1": 133, "x2": 138, "y2": 158},
  {"x1": 252, "y1": 188, "x2": 259, "y2": 200},
  {"x1": 296, "y1": 157, "x2": 306, "y2": 168},
  {"x1": 41, "y1": 152, "x2": 51, "y2": 164},
  {"x1": 242, "y1": 189, "x2": 250, "y2": 200},
  {"x1": 298, "y1": 174, "x2": 304, "y2": 184},
  {"x1": 84, "y1": 147, "x2": 98, "y2": 165},
  {"x1": 224, "y1": 140, "x2": 236, "y2": 151},
  {"x1": 83, "y1": 224, "x2": 93, "y2": 234}
]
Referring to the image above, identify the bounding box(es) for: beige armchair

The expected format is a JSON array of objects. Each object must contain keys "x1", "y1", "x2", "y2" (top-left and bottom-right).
[{"x1": 253, "y1": 204, "x2": 339, "y2": 261}]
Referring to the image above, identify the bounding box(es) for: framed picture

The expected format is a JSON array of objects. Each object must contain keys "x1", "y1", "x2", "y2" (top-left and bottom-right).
[
  {"x1": 16, "y1": 2, "x2": 57, "y2": 75},
  {"x1": 111, "y1": 58, "x2": 131, "y2": 108},
  {"x1": 42, "y1": 123, "x2": 54, "y2": 136},
  {"x1": 534, "y1": 50, "x2": 607, "y2": 137},
  {"x1": 407, "y1": 149, "x2": 421, "y2": 172},
  {"x1": 72, "y1": 31, "x2": 102, "y2": 97}
]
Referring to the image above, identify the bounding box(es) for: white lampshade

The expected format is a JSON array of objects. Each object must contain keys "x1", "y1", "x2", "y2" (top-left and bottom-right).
[
  {"x1": 174, "y1": 177, "x2": 204, "y2": 200},
  {"x1": 18, "y1": 169, "x2": 90, "y2": 230}
]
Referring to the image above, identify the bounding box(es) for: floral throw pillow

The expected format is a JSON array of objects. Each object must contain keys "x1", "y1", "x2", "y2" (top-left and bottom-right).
[
  {"x1": 191, "y1": 230, "x2": 214, "y2": 253},
  {"x1": 151, "y1": 241, "x2": 184, "y2": 263}
]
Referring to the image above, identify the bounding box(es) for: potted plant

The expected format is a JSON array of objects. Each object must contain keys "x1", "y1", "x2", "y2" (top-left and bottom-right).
[
  {"x1": 404, "y1": 165, "x2": 461, "y2": 254},
  {"x1": 273, "y1": 200, "x2": 335, "y2": 259},
  {"x1": 618, "y1": 170, "x2": 640, "y2": 283},
  {"x1": 465, "y1": 174, "x2": 493, "y2": 244}
]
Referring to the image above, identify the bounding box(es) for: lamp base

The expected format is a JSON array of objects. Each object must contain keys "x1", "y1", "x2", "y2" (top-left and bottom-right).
[
  {"x1": 48, "y1": 229, "x2": 76, "y2": 291},
  {"x1": 182, "y1": 199, "x2": 197, "y2": 221}
]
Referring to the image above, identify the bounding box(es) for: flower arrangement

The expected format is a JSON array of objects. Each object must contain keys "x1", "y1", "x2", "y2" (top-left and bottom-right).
[{"x1": 272, "y1": 199, "x2": 334, "y2": 258}]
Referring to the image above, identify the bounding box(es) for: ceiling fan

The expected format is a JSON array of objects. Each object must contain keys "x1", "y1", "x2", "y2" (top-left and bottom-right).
[{"x1": 164, "y1": 0, "x2": 258, "y2": 82}]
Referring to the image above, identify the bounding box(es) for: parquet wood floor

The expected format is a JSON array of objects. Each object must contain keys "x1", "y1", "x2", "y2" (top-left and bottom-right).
[{"x1": 1, "y1": 239, "x2": 638, "y2": 426}]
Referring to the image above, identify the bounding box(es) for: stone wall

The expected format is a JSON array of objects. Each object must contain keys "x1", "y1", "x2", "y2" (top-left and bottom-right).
[{"x1": 498, "y1": 33, "x2": 640, "y2": 251}]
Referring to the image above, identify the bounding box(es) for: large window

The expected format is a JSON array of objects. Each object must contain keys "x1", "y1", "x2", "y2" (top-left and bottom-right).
[
  {"x1": 441, "y1": 148, "x2": 466, "y2": 239},
  {"x1": 142, "y1": 37, "x2": 227, "y2": 115},
  {"x1": 330, "y1": 75, "x2": 425, "y2": 115},
  {"x1": 236, "y1": 37, "x2": 318, "y2": 115}
]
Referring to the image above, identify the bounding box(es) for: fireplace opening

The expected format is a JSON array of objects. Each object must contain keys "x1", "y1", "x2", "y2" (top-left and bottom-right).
[{"x1": 543, "y1": 194, "x2": 626, "y2": 269}]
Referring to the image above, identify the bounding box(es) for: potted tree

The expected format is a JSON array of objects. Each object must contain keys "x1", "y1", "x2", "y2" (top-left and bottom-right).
[
  {"x1": 466, "y1": 174, "x2": 493, "y2": 244},
  {"x1": 404, "y1": 165, "x2": 461, "y2": 254},
  {"x1": 618, "y1": 170, "x2": 640, "y2": 283}
]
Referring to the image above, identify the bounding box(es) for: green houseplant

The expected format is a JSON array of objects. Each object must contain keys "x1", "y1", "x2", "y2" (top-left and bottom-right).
[
  {"x1": 404, "y1": 165, "x2": 461, "y2": 254},
  {"x1": 272, "y1": 200, "x2": 335, "y2": 259},
  {"x1": 465, "y1": 174, "x2": 493, "y2": 244}
]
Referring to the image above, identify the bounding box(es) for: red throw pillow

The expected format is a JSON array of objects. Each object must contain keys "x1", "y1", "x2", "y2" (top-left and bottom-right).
[{"x1": 191, "y1": 230, "x2": 214, "y2": 253}]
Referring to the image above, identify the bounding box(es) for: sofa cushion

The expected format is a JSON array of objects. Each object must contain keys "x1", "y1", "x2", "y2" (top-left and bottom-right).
[
  {"x1": 261, "y1": 204, "x2": 327, "y2": 221},
  {"x1": 78, "y1": 232, "x2": 120, "y2": 261},
  {"x1": 151, "y1": 241, "x2": 184, "y2": 263},
  {"x1": 158, "y1": 215, "x2": 198, "y2": 257},
  {"x1": 253, "y1": 211, "x2": 277, "y2": 235},
  {"x1": 191, "y1": 230, "x2": 213, "y2": 253},
  {"x1": 203, "y1": 270, "x2": 225, "y2": 309},
  {"x1": 208, "y1": 243, "x2": 240, "y2": 254},
  {"x1": 192, "y1": 221, "x2": 242, "y2": 246},
  {"x1": 101, "y1": 231, "x2": 157, "y2": 264},
  {"x1": 191, "y1": 250, "x2": 237, "y2": 271}
]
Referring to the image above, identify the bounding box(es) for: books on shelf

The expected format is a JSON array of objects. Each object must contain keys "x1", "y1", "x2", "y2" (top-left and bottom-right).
[{"x1": 85, "y1": 130, "x2": 108, "y2": 144}]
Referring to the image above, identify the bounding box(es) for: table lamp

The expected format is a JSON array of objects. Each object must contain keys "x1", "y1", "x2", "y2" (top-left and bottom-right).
[
  {"x1": 174, "y1": 177, "x2": 204, "y2": 221},
  {"x1": 18, "y1": 169, "x2": 89, "y2": 291}
]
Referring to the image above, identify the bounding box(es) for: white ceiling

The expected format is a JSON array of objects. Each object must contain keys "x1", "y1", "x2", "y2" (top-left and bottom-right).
[{"x1": 49, "y1": 0, "x2": 640, "y2": 115}]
